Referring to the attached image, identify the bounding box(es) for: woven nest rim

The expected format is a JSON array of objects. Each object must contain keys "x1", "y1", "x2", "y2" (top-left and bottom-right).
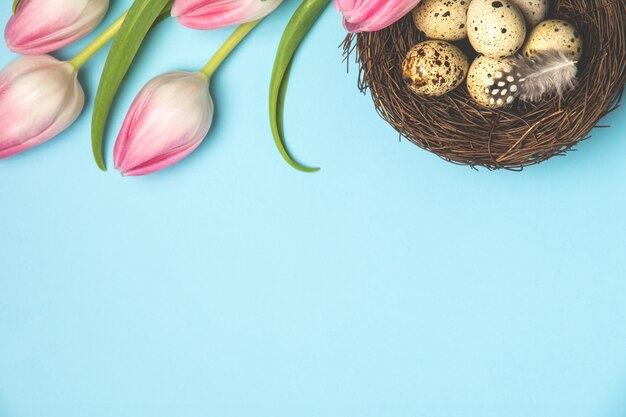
[{"x1": 346, "y1": 0, "x2": 626, "y2": 170}]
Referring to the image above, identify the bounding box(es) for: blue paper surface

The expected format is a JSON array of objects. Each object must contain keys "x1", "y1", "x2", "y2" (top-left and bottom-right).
[{"x1": 1, "y1": 2, "x2": 625, "y2": 416}]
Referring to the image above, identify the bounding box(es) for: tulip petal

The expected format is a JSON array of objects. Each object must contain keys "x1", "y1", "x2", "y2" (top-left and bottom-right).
[
  {"x1": 334, "y1": 0, "x2": 421, "y2": 33},
  {"x1": 0, "y1": 55, "x2": 84, "y2": 159},
  {"x1": 5, "y1": 0, "x2": 109, "y2": 55},
  {"x1": 118, "y1": 141, "x2": 201, "y2": 177},
  {"x1": 172, "y1": 0, "x2": 283, "y2": 30},
  {"x1": 114, "y1": 72, "x2": 214, "y2": 177}
]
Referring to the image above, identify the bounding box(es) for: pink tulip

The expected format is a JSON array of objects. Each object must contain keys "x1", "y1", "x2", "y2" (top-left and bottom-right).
[
  {"x1": 335, "y1": 0, "x2": 421, "y2": 33},
  {"x1": 172, "y1": 0, "x2": 283, "y2": 30},
  {"x1": 0, "y1": 55, "x2": 84, "y2": 159},
  {"x1": 5, "y1": 0, "x2": 109, "y2": 55},
  {"x1": 114, "y1": 72, "x2": 214, "y2": 177}
]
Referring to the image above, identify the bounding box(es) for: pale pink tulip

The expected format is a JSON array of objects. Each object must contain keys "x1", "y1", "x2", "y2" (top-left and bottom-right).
[
  {"x1": 0, "y1": 55, "x2": 84, "y2": 159},
  {"x1": 113, "y1": 72, "x2": 214, "y2": 177},
  {"x1": 172, "y1": 0, "x2": 283, "y2": 30},
  {"x1": 5, "y1": 0, "x2": 109, "y2": 55},
  {"x1": 335, "y1": 0, "x2": 421, "y2": 33}
]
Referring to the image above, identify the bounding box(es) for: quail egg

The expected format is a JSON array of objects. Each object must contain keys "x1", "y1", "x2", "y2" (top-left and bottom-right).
[
  {"x1": 523, "y1": 19, "x2": 583, "y2": 61},
  {"x1": 467, "y1": 0, "x2": 527, "y2": 58},
  {"x1": 412, "y1": 0, "x2": 471, "y2": 41},
  {"x1": 466, "y1": 55, "x2": 513, "y2": 107},
  {"x1": 509, "y1": 0, "x2": 549, "y2": 26},
  {"x1": 403, "y1": 40, "x2": 469, "y2": 97}
]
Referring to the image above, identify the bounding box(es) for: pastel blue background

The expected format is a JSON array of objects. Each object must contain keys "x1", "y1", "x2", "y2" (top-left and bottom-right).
[{"x1": 1, "y1": 1, "x2": 626, "y2": 416}]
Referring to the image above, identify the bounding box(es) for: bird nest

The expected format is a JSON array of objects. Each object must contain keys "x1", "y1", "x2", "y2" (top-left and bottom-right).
[{"x1": 344, "y1": 0, "x2": 625, "y2": 170}]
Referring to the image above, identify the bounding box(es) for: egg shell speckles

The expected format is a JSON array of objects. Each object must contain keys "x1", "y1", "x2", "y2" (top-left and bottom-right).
[
  {"x1": 467, "y1": 0, "x2": 527, "y2": 58},
  {"x1": 509, "y1": 0, "x2": 549, "y2": 26},
  {"x1": 412, "y1": 0, "x2": 470, "y2": 41},
  {"x1": 523, "y1": 19, "x2": 583, "y2": 61},
  {"x1": 466, "y1": 55, "x2": 513, "y2": 107},
  {"x1": 403, "y1": 40, "x2": 469, "y2": 97}
]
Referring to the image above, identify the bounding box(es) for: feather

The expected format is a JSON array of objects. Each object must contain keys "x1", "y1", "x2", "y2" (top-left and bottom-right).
[{"x1": 485, "y1": 51, "x2": 578, "y2": 106}]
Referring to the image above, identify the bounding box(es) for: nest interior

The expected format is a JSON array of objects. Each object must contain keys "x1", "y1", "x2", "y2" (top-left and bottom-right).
[{"x1": 348, "y1": 0, "x2": 626, "y2": 170}]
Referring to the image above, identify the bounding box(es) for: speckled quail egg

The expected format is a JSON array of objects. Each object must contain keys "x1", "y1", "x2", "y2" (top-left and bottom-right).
[
  {"x1": 523, "y1": 19, "x2": 583, "y2": 61},
  {"x1": 403, "y1": 40, "x2": 469, "y2": 97},
  {"x1": 509, "y1": 0, "x2": 549, "y2": 26},
  {"x1": 412, "y1": 0, "x2": 471, "y2": 41},
  {"x1": 466, "y1": 55, "x2": 514, "y2": 107},
  {"x1": 467, "y1": 0, "x2": 527, "y2": 58}
]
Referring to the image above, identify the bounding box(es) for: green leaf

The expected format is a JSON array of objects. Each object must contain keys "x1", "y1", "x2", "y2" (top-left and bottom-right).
[
  {"x1": 12, "y1": 0, "x2": 21, "y2": 14},
  {"x1": 269, "y1": 0, "x2": 330, "y2": 173},
  {"x1": 91, "y1": 0, "x2": 173, "y2": 171}
]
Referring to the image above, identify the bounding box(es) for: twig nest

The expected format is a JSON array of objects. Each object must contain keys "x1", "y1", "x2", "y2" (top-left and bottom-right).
[
  {"x1": 348, "y1": 0, "x2": 626, "y2": 170},
  {"x1": 412, "y1": 0, "x2": 470, "y2": 41},
  {"x1": 509, "y1": 0, "x2": 549, "y2": 26},
  {"x1": 467, "y1": 55, "x2": 513, "y2": 107},
  {"x1": 403, "y1": 40, "x2": 469, "y2": 96},
  {"x1": 467, "y1": 0, "x2": 527, "y2": 58},
  {"x1": 523, "y1": 19, "x2": 583, "y2": 61}
]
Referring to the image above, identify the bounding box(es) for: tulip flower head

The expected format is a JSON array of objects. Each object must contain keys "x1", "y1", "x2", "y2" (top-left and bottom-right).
[
  {"x1": 0, "y1": 55, "x2": 84, "y2": 159},
  {"x1": 172, "y1": 0, "x2": 283, "y2": 30},
  {"x1": 335, "y1": 0, "x2": 421, "y2": 33},
  {"x1": 113, "y1": 72, "x2": 214, "y2": 177},
  {"x1": 5, "y1": 0, "x2": 109, "y2": 55}
]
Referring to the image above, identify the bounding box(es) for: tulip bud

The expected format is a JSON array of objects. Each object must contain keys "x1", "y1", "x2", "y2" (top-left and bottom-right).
[
  {"x1": 113, "y1": 72, "x2": 214, "y2": 177},
  {"x1": 335, "y1": 0, "x2": 421, "y2": 33},
  {"x1": 172, "y1": 0, "x2": 283, "y2": 30},
  {"x1": 0, "y1": 55, "x2": 84, "y2": 159},
  {"x1": 5, "y1": 0, "x2": 109, "y2": 55}
]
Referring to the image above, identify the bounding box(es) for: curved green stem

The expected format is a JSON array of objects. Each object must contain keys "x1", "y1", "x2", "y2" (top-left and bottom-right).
[
  {"x1": 199, "y1": 20, "x2": 262, "y2": 79},
  {"x1": 269, "y1": 0, "x2": 329, "y2": 173},
  {"x1": 68, "y1": 11, "x2": 128, "y2": 70}
]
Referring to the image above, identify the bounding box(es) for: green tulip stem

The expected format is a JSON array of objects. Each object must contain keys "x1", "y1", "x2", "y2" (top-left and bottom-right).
[
  {"x1": 68, "y1": 11, "x2": 129, "y2": 70},
  {"x1": 199, "y1": 20, "x2": 262, "y2": 79}
]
